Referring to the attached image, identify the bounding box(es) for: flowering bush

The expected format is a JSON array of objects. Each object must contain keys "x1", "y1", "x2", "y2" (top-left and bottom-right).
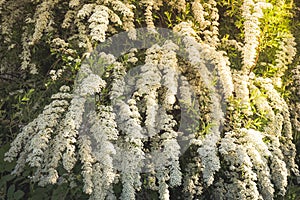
[{"x1": 1, "y1": 0, "x2": 300, "y2": 199}]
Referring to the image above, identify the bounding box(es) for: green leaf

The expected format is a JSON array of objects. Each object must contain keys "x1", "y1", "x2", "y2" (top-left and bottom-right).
[
  {"x1": 51, "y1": 184, "x2": 69, "y2": 200},
  {"x1": 29, "y1": 187, "x2": 51, "y2": 200},
  {"x1": 0, "y1": 143, "x2": 15, "y2": 172},
  {"x1": 14, "y1": 190, "x2": 25, "y2": 200},
  {"x1": 7, "y1": 184, "x2": 15, "y2": 200},
  {"x1": 0, "y1": 174, "x2": 15, "y2": 188}
]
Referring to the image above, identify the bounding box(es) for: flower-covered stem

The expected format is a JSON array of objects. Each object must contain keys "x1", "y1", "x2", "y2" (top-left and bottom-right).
[
  {"x1": 47, "y1": 96, "x2": 85, "y2": 175},
  {"x1": 271, "y1": 34, "x2": 296, "y2": 87},
  {"x1": 239, "y1": 128, "x2": 274, "y2": 199},
  {"x1": 20, "y1": 26, "x2": 37, "y2": 74},
  {"x1": 202, "y1": 0, "x2": 220, "y2": 46},
  {"x1": 142, "y1": 0, "x2": 155, "y2": 30},
  {"x1": 114, "y1": 99, "x2": 145, "y2": 200},
  {"x1": 1, "y1": 0, "x2": 25, "y2": 44},
  {"x1": 290, "y1": 64, "x2": 300, "y2": 148},
  {"x1": 159, "y1": 40, "x2": 179, "y2": 108},
  {"x1": 45, "y1": 71, "x2": 105, "y2": 182},
  {"x1": 219, "y1": 130, "x2": 260, "y2": 199},
  {"x1": 136, "y1": 44, "x2": 162, "y2": 137},
  {"x1": 109, "y1": 0, "x2": 136, "y2": 39},
  {"x1": 232, "y1": 71, "x2": 252, "y2": 115},
  {"x1": 106, "y1": 52, "x2": 145, "y2": 200},
  {"x1": 87, "y1": 106, "x2": 118, "y2": 199},
  {"x1": 4, "y1": 86, "x2": 72, "y2": 176},
  {"x1": 78, "y1": 135, "x2": 95, "y2": 195},
  {"x1": 183, "y1": 32, "x2": 224, "y2": 186},
  {"x1": 31, "y1": 0, "x2": 61, "y2": 44},
  {"x1": 88, "y1": 5, "x2": 109, "y2": 43},
  {"x1": 236, "y1": 0, "x2": 272, "y2": 114},
  {"x1": 152, "y1": 110, "x2": 182, "y2": 199},
  {"x1": 261, "y1": 112, "x2": 288, "y2": 195},
  {"x1": 241, "y1": 0, "x2": 272, "y2": 74},
  {"x1": 182, "y1": 155, "x2": 203, "y2": 199}
]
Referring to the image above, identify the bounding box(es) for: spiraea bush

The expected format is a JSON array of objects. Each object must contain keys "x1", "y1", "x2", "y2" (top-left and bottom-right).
[{"x1": 1, "y1": 0, "x2": 300, "y2": 199}]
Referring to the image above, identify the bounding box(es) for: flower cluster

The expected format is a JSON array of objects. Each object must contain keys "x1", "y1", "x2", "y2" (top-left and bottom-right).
[
  {"x1": 88, "y1": 5, "x2": 109, "y2": 42},
  {"x1": 87, "y1": 106, "x2": 119, "y2": 200},
  {"x1": 20, "y1": 26, "x2": 37, "y2": 74},
  {"x1": 241, "y1": 0, "x2": 272, "y2": 72},
  {"x1": 5, "y1": 67, "x2": 106, "y2": 186},
  {"x1": 141, "y1": 0, "x2": 155, "y2": 30},
  {"x1": 272, "y1": 34, "x2": 297, "y2": 87},
  {"x1": 182, "y1": 30, "x2": 224, "y2": 187},
  {"x1": 0, "y1": 0, "x2": 137, "y2": 75},
  {"x1": 5, "y1": 86, "x2": 72, "y2": 179},
  {"x1": 31, "y1": 0, "x2": 60, "y2": 44},
  {"x1": 254, "y1": 77, "x2": 299, "y2": 177},
  {"x1": 217, "y1": 128, "x2": 283, "y2": 199},
  {"x1": 78, "y1": 135, "x2": 95, "y2": 194},
  {"x1": 234, "y1": 0, "x2": 272, "y2": 115}
]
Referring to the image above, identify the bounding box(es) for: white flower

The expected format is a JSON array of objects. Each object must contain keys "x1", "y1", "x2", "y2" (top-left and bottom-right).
[
  {"x1": 86, "y1": 106, "x2": 119, "y2": 199},
  {"x1": 142, "y1": 0, "x2": 155, "y2": 30},
  {"x1": 214, "y1": 51, "x2": 234, "y2": 99},
  {"x1": 192, "y1": 0, "x2": 206, "y2": 28},
  {"x1": 113, "y1": 98, "x2": 144, "y2": 199},
  {"x1": 78, "y1": 74, "x2": 106, "y2": 96},
  {"x1": 110, "y1": 61, "x2": 126, "y2": 102},
  {"x1": 241, "y1": 0, "x2": 272, "y2": 73},
  {"x1": 197, "y1": 133, "x2": 221, "y2": 186},
  {"x1": 5, "y1": 86, "x2": 71, "y2": 178},
  {"x1": 151, "y1": 110, "x2": 182, "y2": 198},
  {"x1": 78, "y1": 136, "x2": 95, "y2": 194},
  {"x1": 272, "y1": 34, "x2": 296, "y2": 87},
  {"x1": 173, "y1": 22, "x2": 199, "y2": 40},
  {"x1": 159, "y1": 41, "x2": 179, "y2": 106},
  {"x1": 219, "y1": 130, "x2": 260, "y2": 199},
  {"x1": 88, "y1": 5, "x2": 109, "y2": 42},
  {"x1": 270, "y1": 155, "x2": 288, "y2": 195},
  {"x1": 77, "y1": 4, "x2": 95, "y2": 19},
  {"x1": 31, "y1": 0, "x2": 61, "y2": 44}
]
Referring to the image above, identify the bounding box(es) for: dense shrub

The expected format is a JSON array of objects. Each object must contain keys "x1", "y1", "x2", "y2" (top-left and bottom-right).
[{"x1": 1, "y1": 0, "x2": 300, "y2": 199}]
